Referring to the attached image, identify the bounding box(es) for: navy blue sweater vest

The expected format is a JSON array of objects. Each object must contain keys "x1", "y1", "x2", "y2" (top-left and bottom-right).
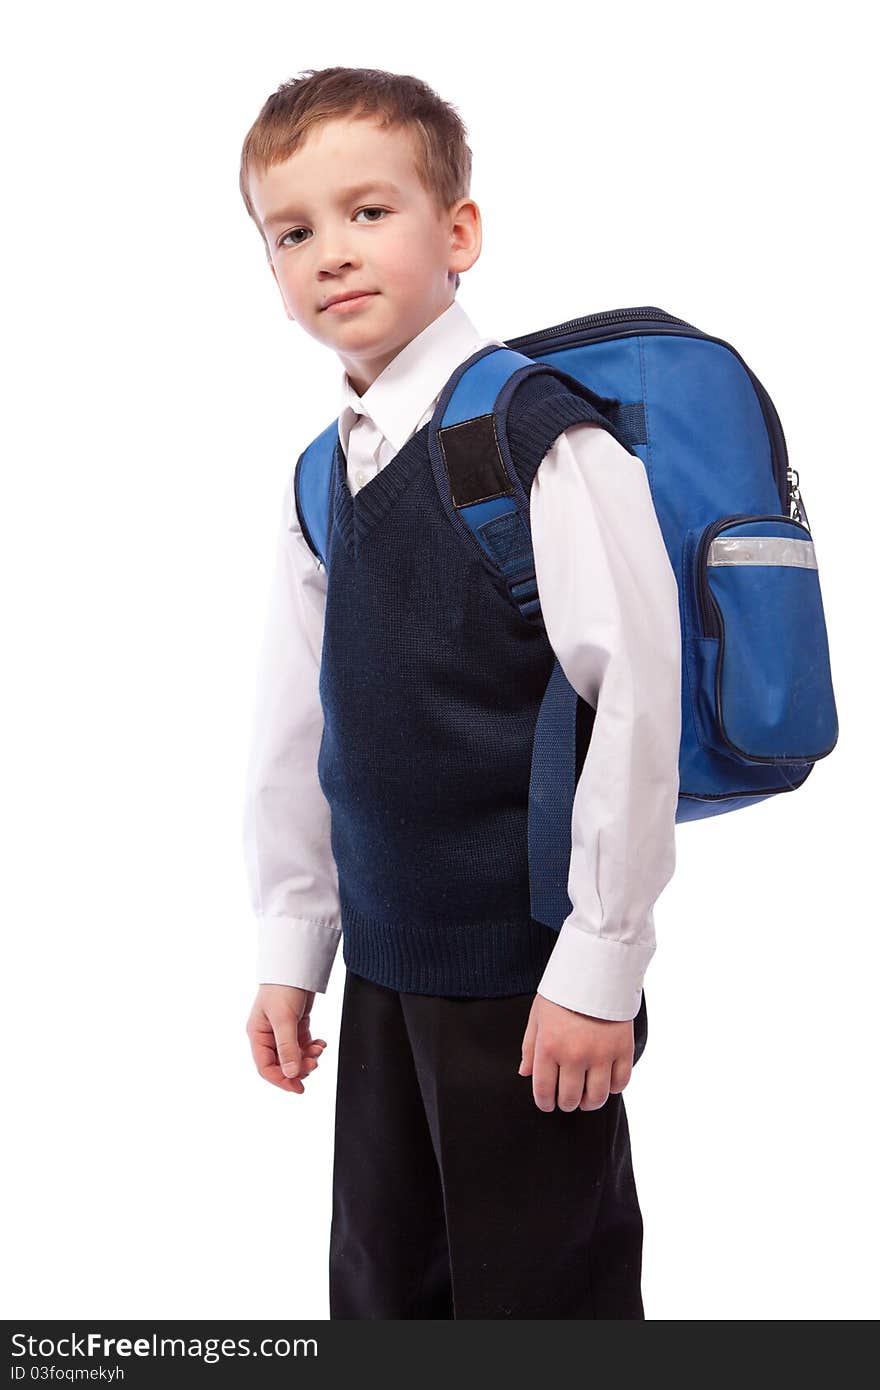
[{"x1": 312, "y1": 371, "x2": 598, "y2": 997}]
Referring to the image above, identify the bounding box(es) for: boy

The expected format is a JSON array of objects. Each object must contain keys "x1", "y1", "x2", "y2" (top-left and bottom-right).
[{"x1": 240, "y1": 67, "x2": 681, "y2": 1319}]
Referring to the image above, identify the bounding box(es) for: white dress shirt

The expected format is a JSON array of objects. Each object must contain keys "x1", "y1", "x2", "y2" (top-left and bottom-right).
[{"x1": 242, "y1": 299, "x2": 681, "y2": 1021}]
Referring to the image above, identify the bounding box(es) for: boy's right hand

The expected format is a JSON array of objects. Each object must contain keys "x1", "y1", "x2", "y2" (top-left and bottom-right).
[{"x1": 246, "y1": 984, "x2": 328, "y2": 1095}]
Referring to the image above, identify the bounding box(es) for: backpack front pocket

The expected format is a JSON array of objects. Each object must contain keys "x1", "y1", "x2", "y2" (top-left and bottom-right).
[{"x1": 685, "y1": 514, "x2": 838, "y2": 764}]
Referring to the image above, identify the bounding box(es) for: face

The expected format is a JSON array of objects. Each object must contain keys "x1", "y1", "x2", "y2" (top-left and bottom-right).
[{"x1": 248, "y1": 116, "x2": 481, "y2": 392}]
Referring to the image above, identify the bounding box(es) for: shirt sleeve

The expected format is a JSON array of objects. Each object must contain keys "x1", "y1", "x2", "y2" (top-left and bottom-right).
[
  {"x1": 241, "y1": 476, "x2": 342, "y2": 992},
  {"x1": 529, "y1": 422, "x2": 682, "y2": 1022}
]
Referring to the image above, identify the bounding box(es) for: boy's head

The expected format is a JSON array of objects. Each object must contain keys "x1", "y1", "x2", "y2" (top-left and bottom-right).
[{"x1": 240, "y1": 67, "x2": 481, "y2": 391}]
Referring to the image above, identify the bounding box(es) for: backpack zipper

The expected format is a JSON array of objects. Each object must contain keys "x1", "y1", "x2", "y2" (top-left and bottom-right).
[
  {"x1": 693, "y1": 511, "x2": 832, "y2": 766},
  {"x1": 695, "y1": 512, "x2": 813, "y2": 638},
  {"x1": 507, "y1": 306, "x2": 698, "y2": 341},
  {"x1": 507, "y1": 310, "x2": 791, "y2": 513}
]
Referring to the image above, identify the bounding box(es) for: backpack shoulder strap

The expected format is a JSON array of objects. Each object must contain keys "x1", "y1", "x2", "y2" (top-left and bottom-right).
[
  {"x1": 427, "y1": 344, "x2": 625, "y2": 624},
  {"x1": 426, "y1": 345, "x2": 629, "y2": 933},
  {"x1": 293, "y1": 419, "x2": 338, "y2": 570},
  {"x1": 293, "y1": 344, "x2": 626, "y2": 583}
]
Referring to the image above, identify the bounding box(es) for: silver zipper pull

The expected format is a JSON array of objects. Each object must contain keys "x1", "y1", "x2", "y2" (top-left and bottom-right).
[{"x1": 786, "y1": 467, "x2": 810, "y2": 531}]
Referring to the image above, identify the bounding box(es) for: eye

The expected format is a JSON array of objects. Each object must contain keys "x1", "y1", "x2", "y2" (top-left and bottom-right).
[
  {"x1": 278, "y1": 227, "x2": 310, "y2": 249},
  {"x1": 277, "y1": 207, "x2": 389, "y2": 250}
]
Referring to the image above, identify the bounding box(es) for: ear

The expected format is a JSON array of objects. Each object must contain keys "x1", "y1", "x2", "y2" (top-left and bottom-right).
[{"x1": 448, "y1": 198, "x2": 482, "y2": 278}]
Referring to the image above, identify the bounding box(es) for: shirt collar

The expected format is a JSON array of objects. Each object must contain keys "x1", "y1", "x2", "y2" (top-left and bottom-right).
[{"x1": 337, "y1": 299, "x2": 504, "y2": 456}]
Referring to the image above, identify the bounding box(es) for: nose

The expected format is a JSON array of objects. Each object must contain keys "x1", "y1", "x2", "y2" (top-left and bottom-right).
[{"x1": 316, "y1": 241, "x2": 360, "y2": 278}]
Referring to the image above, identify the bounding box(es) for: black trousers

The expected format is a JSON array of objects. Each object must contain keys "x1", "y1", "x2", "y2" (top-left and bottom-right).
[{"x1": 328, "y1": 968, "x2": 649, "y2": 1319}]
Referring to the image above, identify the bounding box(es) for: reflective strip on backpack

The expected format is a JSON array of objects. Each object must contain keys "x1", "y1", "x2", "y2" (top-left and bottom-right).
[{"x1": 707, "y1": 536, "x2": 817, "y2": 568}]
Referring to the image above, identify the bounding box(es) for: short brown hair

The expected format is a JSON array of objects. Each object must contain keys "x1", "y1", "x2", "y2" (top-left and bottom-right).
[{"x1": 239, "y1": 66, "x2": 472, "y2": 290}]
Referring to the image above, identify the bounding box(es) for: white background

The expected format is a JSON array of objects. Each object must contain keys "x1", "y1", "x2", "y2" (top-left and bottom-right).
[{"x1": 3, "y1": 0, "x2": 877, "y2": 1321}]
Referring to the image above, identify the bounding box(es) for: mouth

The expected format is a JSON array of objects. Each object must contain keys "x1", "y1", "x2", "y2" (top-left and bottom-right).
[{"x1": 320, "y1": 291, "x2": 379, "y2": 313}]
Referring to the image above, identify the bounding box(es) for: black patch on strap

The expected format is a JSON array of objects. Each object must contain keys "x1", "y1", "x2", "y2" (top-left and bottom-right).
[{"x1": 437, "y1": 413, "x2": 513, "y2": 508}]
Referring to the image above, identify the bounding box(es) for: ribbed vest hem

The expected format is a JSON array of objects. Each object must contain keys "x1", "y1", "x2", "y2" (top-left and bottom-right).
[
  {"x1": 340, "y1": 904, "x2": 560, "y2": 998},
  {"x1": 508, "y1": 391, "x2": 608, "y2": 493}
]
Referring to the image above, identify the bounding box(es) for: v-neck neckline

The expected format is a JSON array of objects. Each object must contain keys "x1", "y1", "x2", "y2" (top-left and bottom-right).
[{"x1": 332, "y1": 421, "x2": 432, "y2": 558}]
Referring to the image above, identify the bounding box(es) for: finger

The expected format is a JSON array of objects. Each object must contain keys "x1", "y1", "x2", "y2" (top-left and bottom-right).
[
  {"x1": 297, "y1": 1022, "x2": 329, "y2": 1058},
  {"x1": 263, "y1": 1050, "x2": 319, "y2": 1090},
  {"x1": 519, "y1": 1009, "x2": 538, "y2": 1076},
  {"x1": 609, "y1": 1055, "x2": 632, "y2": 1094},
  {"x1": 273, "y1": 1018, "x2": 304, "y2": 1079},
  {"x1": 557, "y1": 1063, "x2": 587, "y2": 1112},
  {"x1": 250, "y1": 1008, "x2": 308, "y2": 1082},
  {"x1": 249, "y1": 1035, "x2": 309, "y2": 1093},
  {"x1": 532, "y1": 1051, "x2": 559, "y2": 1112},
  {"x1": 246, "y1": 1000, "x2": 326, "y2": 1091},
  {"x1": 579, "y1": 1065, "x2": 612, "y2": 1111}
]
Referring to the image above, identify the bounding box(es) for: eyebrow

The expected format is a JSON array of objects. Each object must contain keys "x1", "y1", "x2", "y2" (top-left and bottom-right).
[{"x1": 261, "y1": 180, "x2": 404, "y2": 228}]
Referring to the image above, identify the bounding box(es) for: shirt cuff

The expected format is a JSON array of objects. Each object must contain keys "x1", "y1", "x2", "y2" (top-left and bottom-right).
[
  {"x1": 536, "y1": 922, "x2": 656, "y2": 1021},
  {"x1": 256, "y1": 916, "x2": 342, "y2": 993}
]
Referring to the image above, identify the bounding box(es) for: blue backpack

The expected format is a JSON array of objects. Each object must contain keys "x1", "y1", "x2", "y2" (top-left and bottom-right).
[{"x1": 295, "y1": 306, "x2": 839, "y2": 929}]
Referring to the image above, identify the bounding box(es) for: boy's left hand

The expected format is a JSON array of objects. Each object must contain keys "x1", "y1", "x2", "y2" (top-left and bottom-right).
[{"x1": 519, "y1": 993, "x2": 634, "y2": 1113}]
